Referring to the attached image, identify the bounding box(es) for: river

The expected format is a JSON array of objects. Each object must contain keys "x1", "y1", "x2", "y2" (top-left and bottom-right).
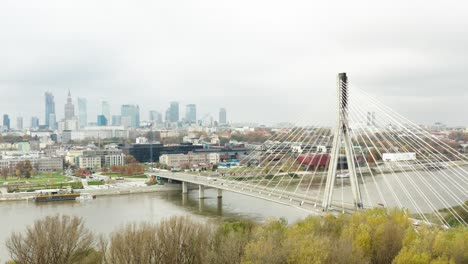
[{"x1": 0, "y1": 188, "x2": 310, "y2": 262}]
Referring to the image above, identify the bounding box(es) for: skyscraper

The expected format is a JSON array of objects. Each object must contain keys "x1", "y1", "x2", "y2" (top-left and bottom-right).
[
  {"x1": 45, "y1": 92, "x2": 55, "y2": 127},
  {"x1": 49, "y1": 113, "x2": 57, "y2": 130},
  {"x1": 149, "y1": 110, "x2": 162, "y2": 124},
  {"x1": 121, "y1": 105, "x2": 140, "y2": 128},
  {"x1": 169, "y1": 102, "x2": 179, "y2": 122},
  {"x1": 31, "y1": 116, "x2": 39, "y2": 129},
  {"x1": 16, "y1": 117, "x2": 23, "y2": 130},
  {"x1": 77, "y1": 97, "x2": 87, "y2": 128},
  {"x1": 112, "y1": 115, "x2": 122, "y2": 126},
  {"x1": 64, "y1": 90, "x2": 75, "y2": 120},
  {"x1": 185, "y1": 104, "x2": 197, "y2": 123},
  {"x1": 97, "y1": 115, "x2": 108, "y2": 126},
  {"x1": 3, "y1": 114, "x2": 10, "y2": 130},
  {"x1": 102, "y1": 101, "x2": 111, "y2": 123},
  {"x1": 219, "y1": 108, "x2": 227, "y2": 124}
]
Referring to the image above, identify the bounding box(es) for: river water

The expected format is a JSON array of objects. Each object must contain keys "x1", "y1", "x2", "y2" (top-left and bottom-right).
[{"x1": 0, "y1": 188, "x2": 310, "y2": 261}]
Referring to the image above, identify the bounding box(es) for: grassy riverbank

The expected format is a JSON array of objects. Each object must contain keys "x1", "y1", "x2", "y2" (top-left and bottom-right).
[{"x1": 0, "y1": 172, "x2": 69, "y2": 185}]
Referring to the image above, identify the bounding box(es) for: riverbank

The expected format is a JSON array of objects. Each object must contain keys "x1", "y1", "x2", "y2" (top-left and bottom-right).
[{"x1": 0, "y1": 183, "x2": 183, "y2": 202}]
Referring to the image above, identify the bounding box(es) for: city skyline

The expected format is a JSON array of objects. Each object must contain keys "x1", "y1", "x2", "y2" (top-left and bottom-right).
[
  {"x1": 0, "y1": 1, "x2": 467, "y2": 127},
  {"x1": 1, "y1": 90, "x2": 231, "y2": 129}
]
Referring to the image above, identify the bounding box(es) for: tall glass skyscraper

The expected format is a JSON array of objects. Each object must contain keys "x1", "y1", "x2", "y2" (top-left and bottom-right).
[
  {"x1": 77, "y1": 97, "x2": 87, "y2": 128},
  {"x1": 3, "y1": 114, "x2": 10, "y2": 130},
  {"x1": 149, "y1": 110, "x2": 162, "y2": 124},
  {"x1": 219, "y1": 108, "x2": 227, "y2": 124},
  {"x1": 102, "y1": 101, "x2": 111, "y2": 123},
  {"x1": 31, "y1": 116, "x2": 39, "y2": 129},
  {"x1": 169, "y1": 101, "x2": 179, "y2": 122},
  {"x1": 185, "y1": 104, "x2": 196, "y2": 123},
  {"x1": 121, "y1": 105, "x2": 140, "y2": 128},
  {"x1": 44, "y1": 92, "x2": 55, "y2": 127}
]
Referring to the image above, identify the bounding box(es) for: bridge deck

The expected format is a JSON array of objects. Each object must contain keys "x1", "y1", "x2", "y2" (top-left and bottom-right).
[{"x1": 151, "y1": 171, "x2": 357, "y2": 215}]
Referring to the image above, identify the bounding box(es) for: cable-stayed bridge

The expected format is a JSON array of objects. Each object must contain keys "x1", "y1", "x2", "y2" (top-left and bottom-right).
[{"x1": 156, "y1": 73, "x2": 468, "y2": 227}]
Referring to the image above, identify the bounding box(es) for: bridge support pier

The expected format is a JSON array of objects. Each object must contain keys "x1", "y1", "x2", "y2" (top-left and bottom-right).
[
  {"x1": 182, "y1": 181, "x2": 188, "y2": 194},
  {"x1": 198, "y1": 185, "x2": 205, "y2": 199},
  {"x1": 217, "y1": 188, "x2": 223, "y2": 198}
]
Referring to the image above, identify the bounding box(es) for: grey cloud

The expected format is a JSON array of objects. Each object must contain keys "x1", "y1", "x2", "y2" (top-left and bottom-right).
[{"x1": 0, "y1": 0, "x2": 467, "y2": 126}]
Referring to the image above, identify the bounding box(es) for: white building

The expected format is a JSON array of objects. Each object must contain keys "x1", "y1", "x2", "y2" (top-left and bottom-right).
[
  {"x1": 58, "y1": 119, "x2": 79, "y2": 132},
  {"x1": 136, "y1": 137, "x2": 148, "y2": 144},
  {"x1": 105, "y1": 154, "x2": 126, "y2": 167},
  {"x1": 159, "y1": 152, "x2": 220, "y2": 168},
  {"x1": 78, "y1": 156, "x2": 101, "y2": 169}
]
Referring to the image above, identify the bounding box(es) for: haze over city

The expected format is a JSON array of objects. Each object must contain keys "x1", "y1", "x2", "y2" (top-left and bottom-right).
[{"x1": 1, "y1": 0, "x2": 468, "y2": 126}]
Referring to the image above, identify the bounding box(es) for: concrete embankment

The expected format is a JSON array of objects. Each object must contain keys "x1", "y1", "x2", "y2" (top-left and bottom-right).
[{"x1": 0, "y1": 184, "x2": 183, "y2": 202}]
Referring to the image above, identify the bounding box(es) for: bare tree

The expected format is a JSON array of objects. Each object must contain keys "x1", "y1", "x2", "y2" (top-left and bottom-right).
[
  {"x1": 103, "y1": 216, "x2": 212, "y2": 264},
  {"x1": 6, "y1": 215, "x2": 95, "y2": 264}
]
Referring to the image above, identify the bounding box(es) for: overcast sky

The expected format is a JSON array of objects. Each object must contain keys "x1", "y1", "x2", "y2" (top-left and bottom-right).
[{"x1": 0, "y1": 0, "x2": 467, "y2": 127}]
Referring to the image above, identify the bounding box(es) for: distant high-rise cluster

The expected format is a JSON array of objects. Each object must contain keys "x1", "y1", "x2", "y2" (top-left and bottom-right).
[{"x1": 1, "y1": 90, "x2": 229, "y2": 131}]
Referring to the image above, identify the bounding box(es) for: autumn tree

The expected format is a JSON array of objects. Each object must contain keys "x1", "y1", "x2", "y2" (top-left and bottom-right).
[
  {"x1": 242, "y1": 218, "x2": 290, "y2": 264},
  {"x1": 1, "y1": 168, "x2": 9, "y2": 180},
  {"x1": 125, "y1": 155, "x2": 138, "y2": 164},
  {"x1": 207, "y1": 220, "x2": 255, "y2": 264}
]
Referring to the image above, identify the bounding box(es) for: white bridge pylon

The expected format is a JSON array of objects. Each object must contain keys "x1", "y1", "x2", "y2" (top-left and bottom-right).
[{"x1": 322, "y1": 73, "x2": 363, "y2": 211}]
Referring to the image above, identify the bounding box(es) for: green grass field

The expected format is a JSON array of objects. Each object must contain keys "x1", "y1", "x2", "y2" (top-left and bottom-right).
[{"x1": 0, "y1": 173, "x2": 70, "y2": 185}]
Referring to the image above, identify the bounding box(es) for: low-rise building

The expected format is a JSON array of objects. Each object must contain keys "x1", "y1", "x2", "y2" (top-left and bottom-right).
[
  {"x1": 0, "y1": 157, "x2": 63, "y2": 173},
  {"x1": 78, "y1": 156, "x2": 101, "y2": 169},
  {"x1": 37, "y1": 157, "x2": 63, "y2": 172},
  {"x1": 159, "y1": 152, "x2": 220, "y2": 168},
  {"x1": 105, "y1": 154, "x2": 126, "y2": 167}
]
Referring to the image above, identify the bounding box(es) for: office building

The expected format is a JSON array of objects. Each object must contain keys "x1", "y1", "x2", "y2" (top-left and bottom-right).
[
  {"x1": 77, "y1": 97, "x2": 87, "y2": 128},
  {"x1": 45, "y1": 92, "x2": 55, "y2": 127},
  {"x1": 3, "y1": 115, "x2": 10, "y2": 130},
  {"x1": 169, "y1": 101, "x2": 179, "y2": 122},
  {"x1": 185, "y1": 104, "x2": 197, "y2": 123},
  {"x1": 64, "y1": 90, "x2": 75, "y2": 120},
  {"x1": 159, "y1": 153, "x2": 220, "y2": 168},
  {"x1": 112, "y1": 115, "x2": 122, "y2": 126},
  {"x1": 97, "y1": 115, "x2": 108, "y2": 126},
  {"x1": 219, "y1": 108, "x2": 227, "y2": 124},
  {"x1": 16, "y1": 117, "x2": 23, "y2": 130},
  {"x1": 149, "y1": 110, "x2": 162, "y2": 124},
  {"x1": 122, "y1": 143, "x2": 204, "y2": 163},
  {"x1": 48, "y1": 113, "x2": 57, "y2": 130},
  {"x1": 102, "y1": 101, "x2": 111, "y2": 123},
  {"x1": 31, "y1": 116, "x2": 39, "y2": 129},
  {"x1": 121, "y1": 105, "x2": 140, "y2": 128}
]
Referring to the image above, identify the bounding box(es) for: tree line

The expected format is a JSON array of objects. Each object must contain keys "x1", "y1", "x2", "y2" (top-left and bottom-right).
[
  {"x1": 5, "y1": 208, "x2": 467, "y2": 264},
  {"x1": 1, "y1": 160, "x2": 38, "y2": 180}
]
